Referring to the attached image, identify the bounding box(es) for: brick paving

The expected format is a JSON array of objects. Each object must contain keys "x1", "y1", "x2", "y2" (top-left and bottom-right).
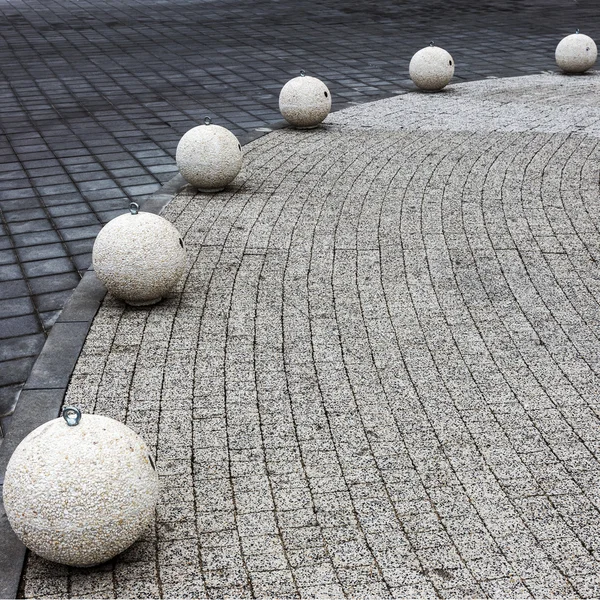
[
  {"x1": 19, "y1": 73, "x2": 600, "y2": 598},
  {"x1": 1, "y1": 0, "x2": 600, "y2": 431}
]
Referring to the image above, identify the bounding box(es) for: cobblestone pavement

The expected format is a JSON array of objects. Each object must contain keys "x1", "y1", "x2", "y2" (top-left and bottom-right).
[
  {"x1": 21, "y1": 74, "x2": 600, "y2": 598},
  {"x1": 1, "y1": 0, "x2": 600, "y2": 430}
]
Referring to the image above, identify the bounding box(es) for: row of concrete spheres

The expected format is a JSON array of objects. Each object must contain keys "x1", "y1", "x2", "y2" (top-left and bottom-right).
[
  {"x1": 91, "y1": 31, "x2": 598, "y2": 309},
  {"x1": 0, "y1": 69, "x2": 337, "y2": 570},
  {"x1": 2, "y1": 32, "x2": 599, "y2": 569},
  {"x1": 90, "y1": 70, "x2": 335, "y2": 307},
  {"x1": 175, "y1": 31, "x2": 598, "y2": 190},
  {"x1": 410, "y1": 31, "x2": 598, "y2": 91},
  {"x1": 176, "y1": 30, "x2": 600, "y2": 193}
]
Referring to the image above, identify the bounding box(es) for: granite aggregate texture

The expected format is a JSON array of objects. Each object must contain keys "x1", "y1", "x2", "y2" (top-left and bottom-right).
[
  {"x1": 1, "y1": 0, "x2": 600, "y2": 432},
  {"x1": 4, "y1": 414, "x2": 159, "y2": 567},
  {"x1": 92, "y1": 210, "x2": 187, "y2": 305},
  {"x1": 20, "y1": 74, "x2": 600, "y2": 598}
]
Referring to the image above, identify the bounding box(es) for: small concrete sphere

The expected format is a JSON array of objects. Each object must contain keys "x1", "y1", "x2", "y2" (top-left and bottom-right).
[
  {"x1": 279, "y1": 72, "x2": 332, "y2": 128},
  {"x1": 555, "y1": 33, "x2": 597, "y2": 73},
  {"x1": 409, "y1": 45, "x2": 455, "y2": 91},
  {"x1": 3, "y1": 409, "x2": 159, "y2": 567},
  {"x1": 93, "y1": 204, "x2": 187, "y2": 306},
  {"x1": 176, "y1": 119, "x2": 243, "y2": 191}
]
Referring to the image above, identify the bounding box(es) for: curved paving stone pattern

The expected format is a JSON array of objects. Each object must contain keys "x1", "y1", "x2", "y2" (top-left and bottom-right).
[
  {"x1": 1, "y1": 0, "x2": 599, "y2": 431},
  {"x1": 21, "y1": 74, "x2": 600, "y2": 598}
]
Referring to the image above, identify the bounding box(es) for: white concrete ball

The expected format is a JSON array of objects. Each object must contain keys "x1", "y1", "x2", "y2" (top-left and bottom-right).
[
  {"x1": 176, "y1": 123, "x2": 243, "y2": 191},
  {"x1": 93, "y1": 209, "x2": 187, "y2": 306},
  {"x1": 3, "y1": 413, "x2": 159, "y2": 567},
  {"x1": 409, "y1": 46, "x2": 455, "y2": 91},
  {"x1": 279, "y1": 74, "x2": 332, "y2": 128},
  {"x1": 556, "y1": 33, "x2": 597, "y2": 73}
]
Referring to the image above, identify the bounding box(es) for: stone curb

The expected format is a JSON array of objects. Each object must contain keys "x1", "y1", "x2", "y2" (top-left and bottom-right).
[{"x1": 0, "y1": 172, "x2": 189, "y2": 600}]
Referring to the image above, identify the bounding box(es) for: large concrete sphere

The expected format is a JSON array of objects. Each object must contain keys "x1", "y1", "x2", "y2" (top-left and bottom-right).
[
  {"x1": 3, "y1": 409, "x2": 159, "y2": 567},
  {"x1": 93, "y1": 204, "x2": 187, "y2": 306},
  {"x1": 279, "y1": 72, "x2": 332, "y2": 128},
  {"x1": 555, "y1": 33, "x2": 597, "y2": 73},
  {"x1": 409, "y1": 45, "x2": 455, "y2": 91},
  {"x1": 176, "y1": 119, "x2": 243, "y2": 191}
]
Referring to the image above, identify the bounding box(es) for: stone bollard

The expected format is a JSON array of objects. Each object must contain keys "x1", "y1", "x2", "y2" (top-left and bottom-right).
[
  {"x1": 2, "y1": 407, "x2": 159, "y2": 567},
  {"x1": 556, "y1": 31, "x2": 597, "y2": 73},
  {"x1": 92, "y1": 202, "x2": 187, "y2": 306},
  {"x1": 176, "y1": 117, "x2": 243, "y2": 191},
  {"x1": 409, "y1": 42, "x2": 455, "y2": 91},
  {"x1": 279, "y1": 70, "x2": 332, "y2": 128}
]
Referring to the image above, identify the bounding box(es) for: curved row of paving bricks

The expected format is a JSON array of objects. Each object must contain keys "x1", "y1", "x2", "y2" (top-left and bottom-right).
[
  {"x1": 20, "y1": 74, "x2": 600, "y2": 598},
  {"x1": 2, "y1": 0, "x2": 600, "y2": 430}
]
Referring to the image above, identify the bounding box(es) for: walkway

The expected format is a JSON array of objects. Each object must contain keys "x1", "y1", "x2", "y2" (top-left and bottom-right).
[
  {"x1": 20, "y1": 73, "x2": 600, "y2": 598},
  {"x1": 1, "y1": 0, "x2": 600, "y2": 432}
]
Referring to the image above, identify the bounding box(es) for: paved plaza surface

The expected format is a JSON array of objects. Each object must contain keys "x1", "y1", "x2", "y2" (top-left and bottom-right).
[
  {"x1": 18, "y1": 74, "x2": 600, "y2": 598},
  {"x1": 2, "y1": 0, "x2": 600, "y2": 432}
]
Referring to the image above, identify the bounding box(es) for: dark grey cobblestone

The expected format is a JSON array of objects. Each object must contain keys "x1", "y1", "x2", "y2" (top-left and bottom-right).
[
  {"x1": 20, "y1": 74, "x2": 600, "y2": 599},
  {"x1": 1, "y1": 0, "x2": 600, "y2": 425}
]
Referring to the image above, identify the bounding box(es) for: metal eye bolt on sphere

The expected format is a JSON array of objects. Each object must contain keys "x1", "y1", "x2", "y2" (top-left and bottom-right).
[
  {"x1": 2, "y1": 407, "x2": 159, "y2": 567},
  {"x1": 92, "y1": 202, "x2": 187, "y2": 306},
  {"x1": 409, "y1": 42, "x2": 455, "y2": 92},
  {"x1": 176, "y1": 116, "x2": 243, "y2": 192},
  {"x1": 555, "y1": 30, "x2": 597, "y2": 73},
  {"x1": 279, "y1": 70, "x2": 332, "y2": 129}
]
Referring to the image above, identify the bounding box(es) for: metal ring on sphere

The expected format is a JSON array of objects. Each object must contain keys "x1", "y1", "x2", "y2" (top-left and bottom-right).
[{"x1": 62, "y1": 406, "x2": 82, "y2": 427}]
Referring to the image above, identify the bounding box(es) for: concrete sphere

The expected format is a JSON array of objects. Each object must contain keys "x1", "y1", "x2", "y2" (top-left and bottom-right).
[
  {"x1": 556, "y1": 33, "x2": 597, "y2": 73},
  {"x1": 279, "y1": 73, "x2": 332, "y2": 128},
  {"x1": 93, "y1": 206, "x2": 187, "y2": 306},
  {"x1": 176, "y1": 120, "x2": 243, "y2": 191},
  {"x1": 3, "y1": 410, "x2": 159, "y2": 567},
  {"x1": 409, "y1": 45, "x2": 455, "y2": 91}
]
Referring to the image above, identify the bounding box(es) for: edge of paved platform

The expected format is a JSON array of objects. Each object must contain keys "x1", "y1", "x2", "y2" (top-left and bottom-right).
[
  {"x1": 0, "y1": 174, "x2": 191, "y2": 598},
  {"x1": 0, "y1": 119, "x2": 306, "y2": 599},
  {"x1": 0, "y1": 73, "x2": 552, "y2": 595},
  {"x1": 0, "y1": 94, "x2": 412, "y2": 597},
  {"x1": 0, "y1": 84, "x2": 474, "y2": 597}
]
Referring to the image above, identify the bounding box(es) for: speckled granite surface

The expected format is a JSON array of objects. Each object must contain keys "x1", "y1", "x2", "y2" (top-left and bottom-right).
[{"x1": 21, "y1": 74, "x2": 600, "y2": 598}]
